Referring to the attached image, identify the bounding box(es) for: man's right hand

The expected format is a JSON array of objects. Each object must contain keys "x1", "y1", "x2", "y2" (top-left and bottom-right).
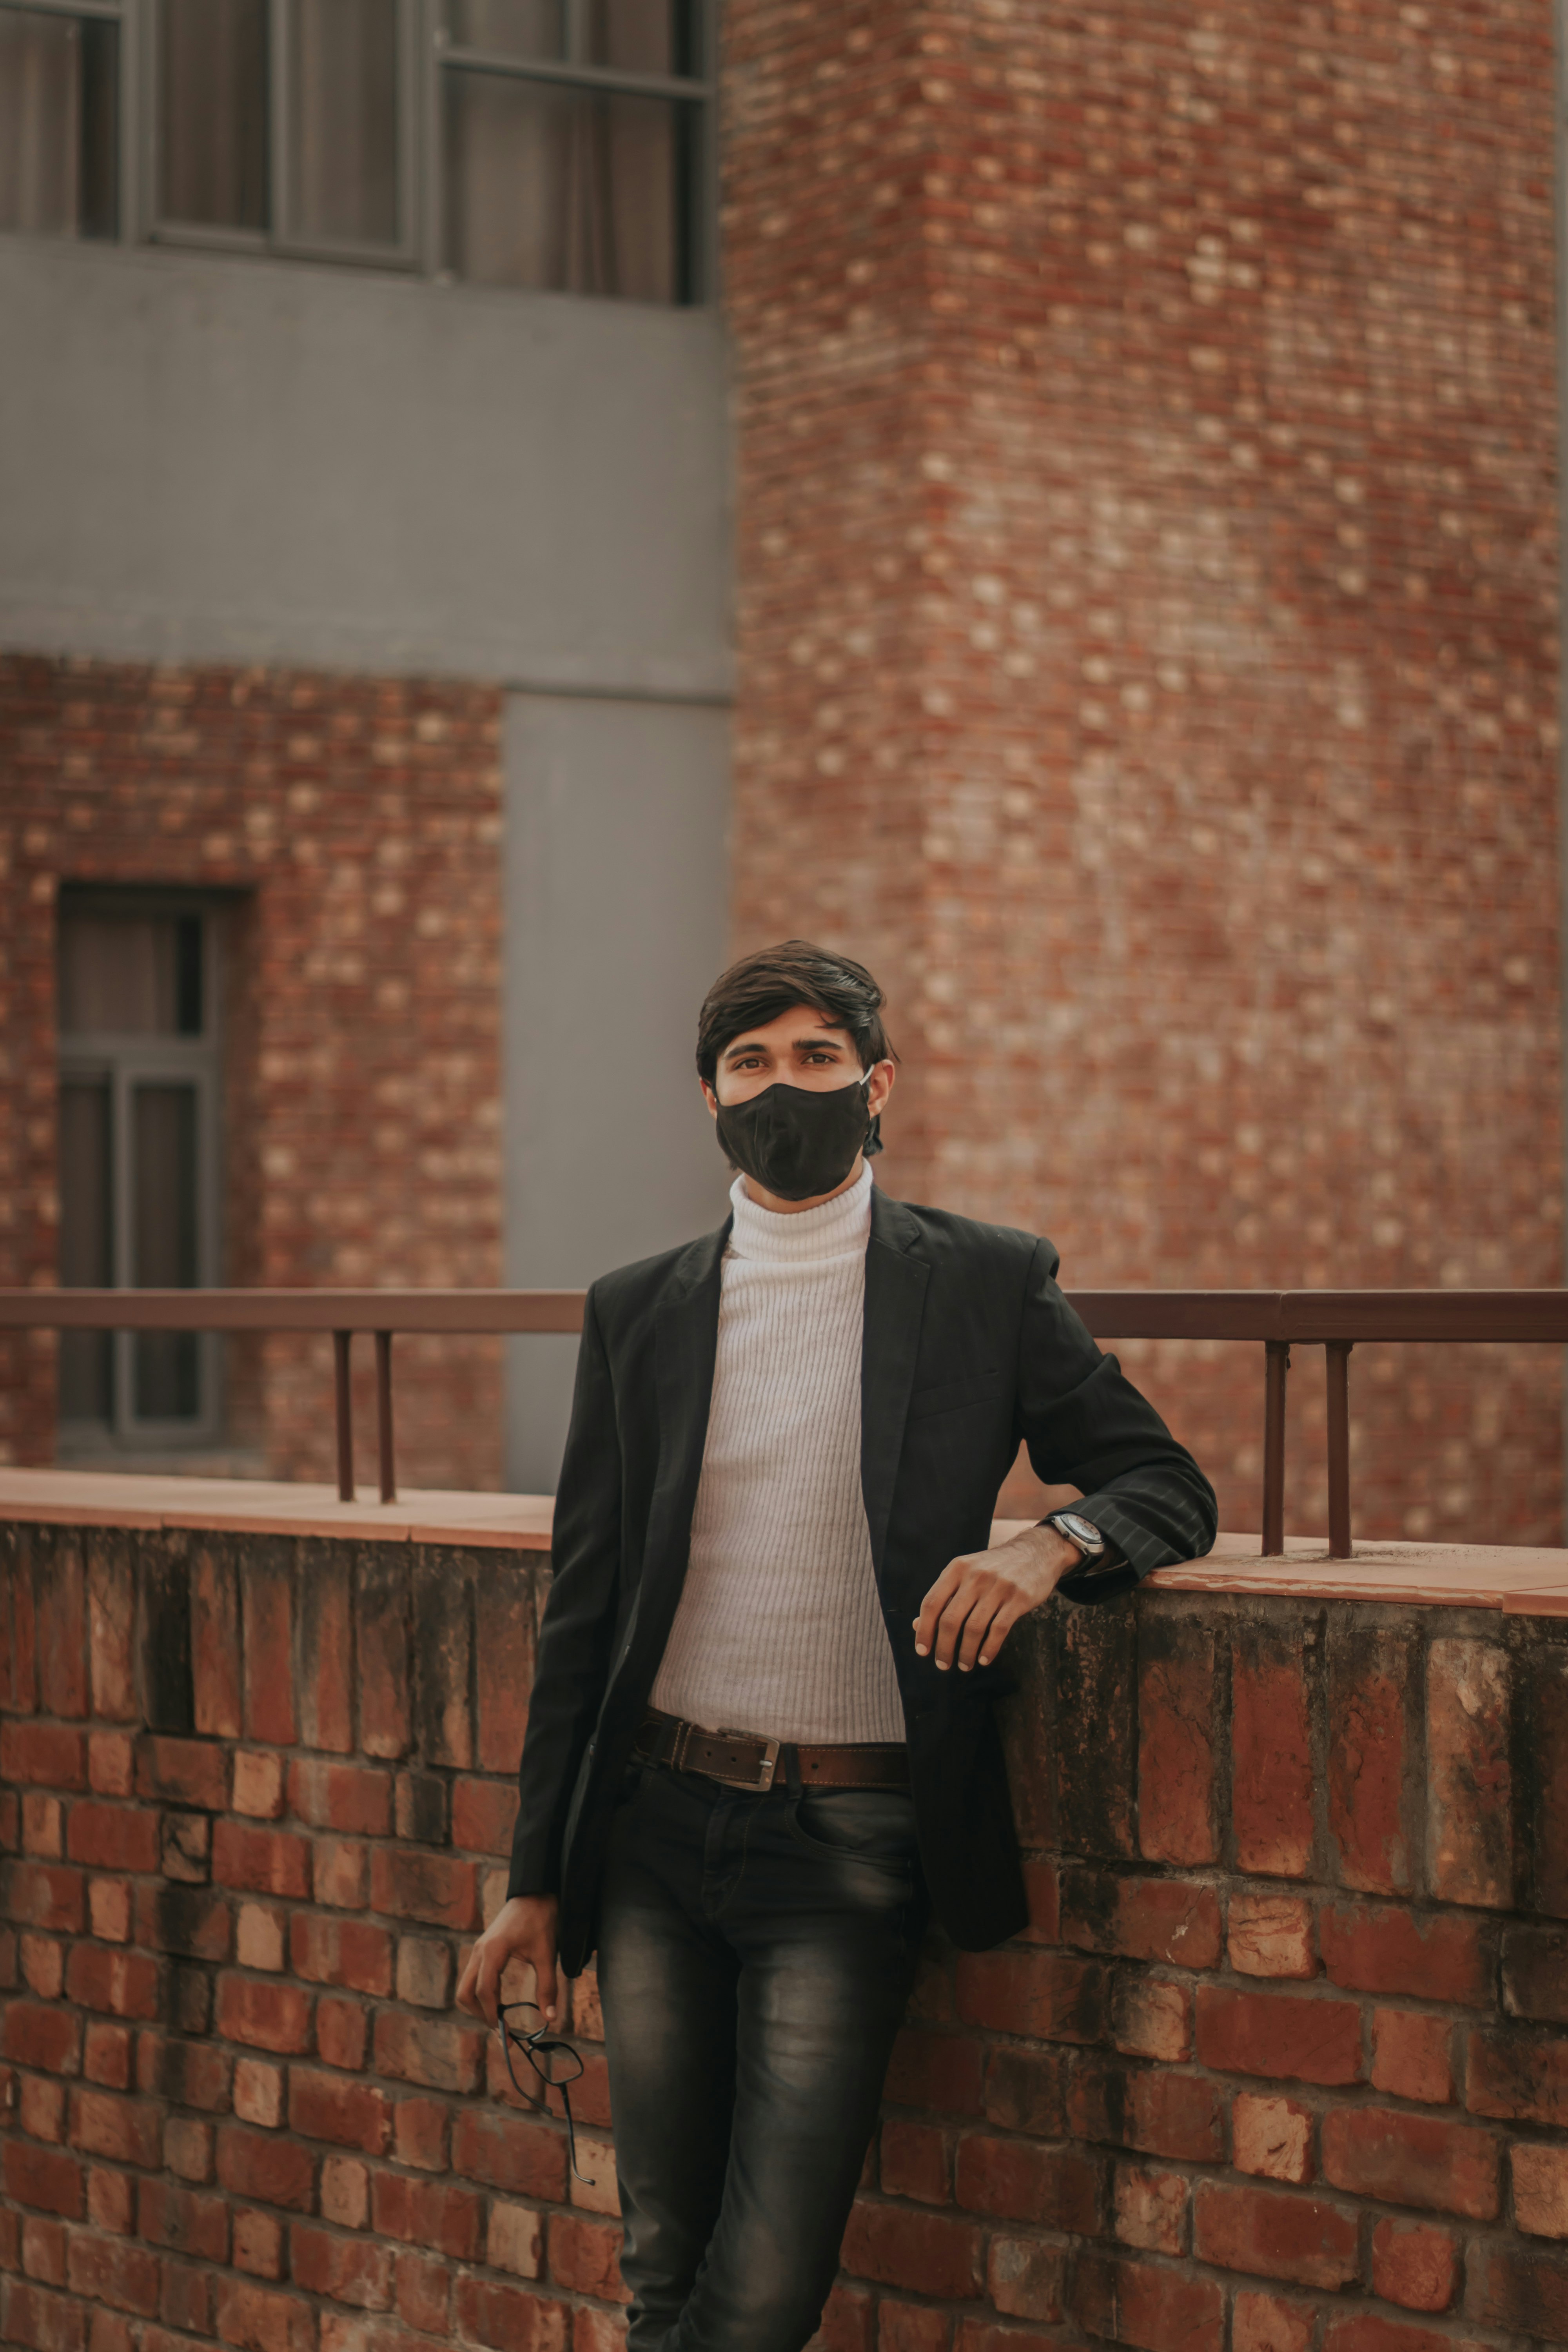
[{"x1": 455, "y1": 1893, "x2": 561, "y2": 2029}]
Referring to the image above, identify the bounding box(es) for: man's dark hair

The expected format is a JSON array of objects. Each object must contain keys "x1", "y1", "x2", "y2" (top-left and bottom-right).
[{"x1": 696, "y1": 940, "x2": 897, "y2": 1087}]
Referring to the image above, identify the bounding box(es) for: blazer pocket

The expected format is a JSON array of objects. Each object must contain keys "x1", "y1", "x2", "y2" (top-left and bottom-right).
[{"x1": 906, "y1": 1369, "x2": 1002, "y2": 1421}]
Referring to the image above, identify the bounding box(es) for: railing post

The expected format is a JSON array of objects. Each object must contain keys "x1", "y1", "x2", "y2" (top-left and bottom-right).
[
  {"x1": 1326, "y1": 1339, "x2": 1354, "y2": 1558},
  {"x1": 333, "y1": 1331, "x2": 354, "y2": 1504},
  {"x1": 375, "y1": 1331, "x2": 396, "y2": 1505},
  {"x1": 1262, "y1": 1341, "x2": 1290, "y2": 1556}
]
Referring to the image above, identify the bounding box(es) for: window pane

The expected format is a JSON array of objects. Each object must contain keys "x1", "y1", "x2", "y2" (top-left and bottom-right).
[
  {"x1": 59, "y1": 913, "x2": 204, "y2": 1038},
  {"x1": 0, "y1": 10, "x2": 117, "y2": 239},
  {"x1": 289, "y1": 0, "x2": 400, "y2": 246},
  {"x1": 443, "y1": 71, "x2": 689, "y2": 303},
  {"x1": 587, "y1": 0, "x2": 697, "y2": 77},
  {"x1": 58, "y1": 1078, "x2": 113, "y2": 1423},
  {"x1": 443, "y1": 0, "x2": 563, "y2": 61},
  {"x1": 132, "y1": 1083, "x2": 200, "y2": 1419},
  {"x1": 159, "y1": 0, "x2": 267, "y2": 230}
]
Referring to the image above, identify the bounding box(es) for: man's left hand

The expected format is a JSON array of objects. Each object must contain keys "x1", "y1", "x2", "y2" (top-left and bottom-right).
[{"x1": 913, "y1": 1523, "x2": 1083, "y2": 1671}]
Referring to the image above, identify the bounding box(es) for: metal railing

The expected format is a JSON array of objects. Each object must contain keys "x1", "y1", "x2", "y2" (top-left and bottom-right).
[{"x1": 2, "y1": 1287, "x2": 1566, "y2": 1554}]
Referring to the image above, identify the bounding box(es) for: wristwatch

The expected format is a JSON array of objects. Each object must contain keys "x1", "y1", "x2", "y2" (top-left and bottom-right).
[{"x1": 1044, "y1": 1510, "x2": 1110, "y2": 1563}]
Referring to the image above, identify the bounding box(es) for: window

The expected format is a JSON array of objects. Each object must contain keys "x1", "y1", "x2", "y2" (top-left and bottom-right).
[
  {"x1": 56, "y1": 893, "x2": 223, "y2": 1446},
  {"x1": 0, "y1": 0, "x2": 708, "y2": 301}
]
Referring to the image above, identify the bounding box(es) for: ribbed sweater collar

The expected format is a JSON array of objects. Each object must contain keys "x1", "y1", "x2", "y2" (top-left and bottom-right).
[{"x1": 726, "y1": 1160, "x2": 874, "y2": 1265}]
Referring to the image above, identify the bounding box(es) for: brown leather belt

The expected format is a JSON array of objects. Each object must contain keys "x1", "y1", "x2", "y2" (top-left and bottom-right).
[{"x1": 635, "y1": 1706, "x2": 909, "y2": 1796}]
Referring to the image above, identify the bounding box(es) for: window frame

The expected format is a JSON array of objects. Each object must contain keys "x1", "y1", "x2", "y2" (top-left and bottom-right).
[
  {"x1": 0, "y1": 0, "x2": 715, "y2": 299},
  {"x1": 55, "y1": 891, "x2": 226, "y2": 1451}
]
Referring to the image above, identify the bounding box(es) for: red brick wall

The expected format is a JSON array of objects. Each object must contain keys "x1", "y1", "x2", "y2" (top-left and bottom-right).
[
  {"x1": 4, "y1": 1521, "x2": 1567, "y2": 2352},
  {"x1": 722, "y1": 0, "x2": 1565, "y2": 1546},
  {"x1": 0, "y1": 657, "x2": 505, "y2": 1490}
]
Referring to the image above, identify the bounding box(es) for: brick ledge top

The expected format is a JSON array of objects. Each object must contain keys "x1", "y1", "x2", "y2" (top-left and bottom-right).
[{"x1": 0, "y1": 1469, "x2": 1564, "y2": 1614}]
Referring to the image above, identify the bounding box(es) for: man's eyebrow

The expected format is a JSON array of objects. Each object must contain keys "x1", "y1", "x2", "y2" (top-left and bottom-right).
[{"x1": 720, "y1": 1029, "x2": 847, "y2": 1058}]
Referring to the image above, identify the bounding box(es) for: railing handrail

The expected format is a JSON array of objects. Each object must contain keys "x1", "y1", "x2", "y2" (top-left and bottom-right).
[
  {"x1": 4, "y1": 1285, "x2": 1566, "y2": 1543},
  {"x1": 5, "y1": 1285, "x2": 1568, "y2": 1342}
]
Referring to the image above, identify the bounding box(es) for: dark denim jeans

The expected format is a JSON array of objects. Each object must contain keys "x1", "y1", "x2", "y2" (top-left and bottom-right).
[{"x1": 595, "y1": 1757, "x2": 928, "y2": 2352}]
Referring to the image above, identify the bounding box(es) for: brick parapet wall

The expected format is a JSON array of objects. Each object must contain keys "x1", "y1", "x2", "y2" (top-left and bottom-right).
[
  {"x1": 3, "y1": 1523, "x2": 1568, "y2": 2352},
  {"x1": 0, "y1": 656, "x2": 505, "y2": 1488},
  {"x1": 721, "y1": 0, "x2": 1565, "y2": 1548}
]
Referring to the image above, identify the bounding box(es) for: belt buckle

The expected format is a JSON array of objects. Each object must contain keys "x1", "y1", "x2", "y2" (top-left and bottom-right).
[{"x1": 710, "y1": 1729, "x2": 780, "y2": 1793}]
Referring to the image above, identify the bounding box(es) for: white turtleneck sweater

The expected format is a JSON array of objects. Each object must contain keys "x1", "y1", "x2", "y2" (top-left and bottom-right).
[{"x1": 648, "y1": 1161, "x2": 906, "y2": 1745}]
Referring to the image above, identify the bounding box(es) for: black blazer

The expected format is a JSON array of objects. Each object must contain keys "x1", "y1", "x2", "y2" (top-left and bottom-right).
[{"x1": 508, "y1": 1188, "x2": 1217, "y2": 1970}]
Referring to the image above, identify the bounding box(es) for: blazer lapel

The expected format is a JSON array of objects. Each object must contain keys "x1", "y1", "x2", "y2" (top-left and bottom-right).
[
  {"x1": 861, "y1": 1188, "x2": 930, "y2": 1576},
  {"x1": 639, "y1": 1219, "x2": 728, "y2": 1622}
]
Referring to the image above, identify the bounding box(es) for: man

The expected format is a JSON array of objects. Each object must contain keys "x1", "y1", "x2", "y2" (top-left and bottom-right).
[{"x1": 457, "y1": 940, "x2": 1216, "y2": 2352}]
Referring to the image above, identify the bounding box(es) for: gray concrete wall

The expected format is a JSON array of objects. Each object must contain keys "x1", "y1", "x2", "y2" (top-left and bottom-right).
[
  {"x1": 502, "y1": 690, "x2": 732, "y2": 1492},
  {"x1": 0, "y1": 234, "x2": 731, "y2": 695}
]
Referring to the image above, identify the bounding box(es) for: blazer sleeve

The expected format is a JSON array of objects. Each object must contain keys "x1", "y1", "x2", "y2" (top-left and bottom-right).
[
  {"x1": 1015, "y1": 1236, "x2": 1218, "y2": 1601},
  {"x1": 506, "y1": 1285, "x2": 622, "y2": 1898}
]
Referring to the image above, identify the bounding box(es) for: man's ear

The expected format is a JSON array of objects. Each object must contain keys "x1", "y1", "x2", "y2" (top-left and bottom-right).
[
  {"x1": 867, "y1": 1059, "x2": 896, "y2": 1118},
  {"x1": 700, "y1": 1078, "x2": 719, "y2": 1120}
]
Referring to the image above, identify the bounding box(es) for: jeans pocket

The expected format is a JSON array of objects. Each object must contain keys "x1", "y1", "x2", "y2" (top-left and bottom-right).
[{"x1": 786, "y1": 1789, "x2": 919, "y2": 1878}]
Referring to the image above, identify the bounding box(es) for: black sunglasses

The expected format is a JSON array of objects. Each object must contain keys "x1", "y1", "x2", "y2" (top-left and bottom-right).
[{"x1": 495, "y1": 2001, "x2": 595, "y2": 2186}]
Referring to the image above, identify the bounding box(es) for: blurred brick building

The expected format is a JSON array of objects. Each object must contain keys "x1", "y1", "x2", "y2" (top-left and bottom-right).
[{"x1": 0, "y1": 0, "x2": 1563, "y2": 1544}]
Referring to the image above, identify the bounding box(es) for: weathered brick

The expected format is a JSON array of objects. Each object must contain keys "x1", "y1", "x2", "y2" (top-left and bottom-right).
[
  {"x1": 135, "y1": 1738, "x2": 228, "y2": 1812},
  {"x1": 1503, "y1": 1925, "x2": 1568, "y2": 2024},
  {"x1": 1192, "y1": 2181, "x2": 1360, "y2": 2289},
  {"x1": 1227, "y1": 1893, "x2": 1316, "y2": 1980},
  {"x1": 134, "y1": 1883, "x2": 230, "y2": 1961},
  {"x1": 1110, "y1": 1977, "x2": 1191, "y2": 2065},
  {"x1": 1, "y1": 1725, "x2": 87, "y2": 1792},
  {"x1": 289, "y1": 2225, "x2": 393, "y2": 2311},
  {"x1": 1195, "y1": 1987, "x2": 1363, "y2": 2087},
  {"x1": 64, "y1": 1946, "x2": 160, "y2": 2019},
  {"x1": 1054, "y1": 1606, "x2": 1137, "y2": 1861},
  {"x1": 67, "y1": 2089, "x2": 160, "y2": 2168},
  {"x1": 3, "y1": 2146, "x2": 84, "y2": 2220},
  {"x1": 1137, "y1": 1615, "x2": 1218, "y2": 1866},
  {"x1": 953, "y1": 2135, "x2": 1098, "y2": 2232},
  {"x1": 1321, "y1": 2104, "x2": 1498, "y2": 2219},
  {"x1": 64, "y1": 2233, "x2": 160, "y2": 2319},
  {"x1": 394, "y1": 1936, "x2": 452, "y2": 2011},
  {"x1": 881, "y1": 2118, "x2": 950, "y2": 2205},
  {"x1": 1069, "y1": 2061, "x2": 1225, "y2": 2163},
  {"x1": 1515, "y1": 2143, "x2": 1568, "y2": 2240},
  {"x1": 411, "y1": 1553, "x2": 473, "y2": 1769},
  {"x1": 3, "y1": 2002, "x2": 81, "y2": 2074},
  {"x1": 450, "y1": 2108, "x2": 565, "y2": 2201},
  {"x1": 297, "y1": 1551, "x2": 354, "y2": 1755},
  {"x1": 241, "y1": 1554, "x2": 298, "y2": 1747},
  {"x1": 87, "y1": 1545, "x2": 136, "y2": 1724},
  {"x1": 1232, "y1": 1624, "x2": 1314, "y2": 1879},
  {"x1": 839, "y1": 2203, "x2": 982, "y2": 2301},
  {"x1": 36, "y1": 1540, "x2": 87, "y2": 1719},
  {"x1": 289, "y1": 1914, "x2": 393, "y2": 1996},
  {"x1": 232, "y1": 1751, "x2": 286, "y2": 1820},
  {"x1": 1370, "y1": 2008, "x2": 1454, "y2": 2105},
  {"x1": 370, "y1": 2173, "x2": 484, "y2": 2261},
  {"x1": 1230, "y1": 2293, "x2": 1314, "y2": 2352},
  {"x1": 392, "y1": 2248, "x2": 449, "y2": 2334},
  {"x1": 216, "y1": 2125, "x2": 315, "y2": 2210},
  {"x1": 1112, "y1": 2166, "x2": 1188, "y2": 2257},
  {"x1": 1319, "y1": 1902, "x2": 1488, "y2": 2005},
  {"x1": 1059, "y1": 1868, "x2": 1221, "y2": 1970},
  {"x1": 1465, "y1": 2029, "x2": 1568, "y2": 2129},
  {"x1": 368, "y1": 1849, "x2": 477, "y2": 1931},
  {"x1": 213, "y1": 1822, "x2": 311, "y2": 1900},
  {"x1": 232, "y1": 2058, "x2": 286, "y2": 2130},
  {"x1": 357, "y1": 1555, "x2": 411, "y2": 1762},
  {"x1": 1469, "y1": 2245, "x2": 1568, "y2": 2342},
  {"x1": 287, "y1": 1762, "x2": 391, "y2": 1838},
  {"x1": 216, "y1": 1973, "x2": 313, "y2": 2055},
  {"x1": 491, "y1": 2203, "x2": 546, "y2": 2281},
  {"x1": 4, "y1": 1864, "x2": 85, "y2": 1934},
  {"x1": 474, "y1": 1561, "x2": 534, "y2": 1775},
  {"x1": 1524, "y1": 1647, "x2": 1568, "y2": 1921},
  {"x1": 370, "y1": 2010, "x2": 486, "y2": 2096},
  {"x1": 1073, "y1": 2250, "x2": 1224, "y2": 2352},
  {"x1": 955, "y1": 1949, "x2": 1105, "y2": 2043},
  {"x1": 1371, "y1": 2219, "x2": 1460, "y2": 2311},
  {"x1": 1426, "y1": 1638, "x2": 1512, "y2": 1909},
  {"x1": 451, "y1": 2274, "x2": 569, "y2": 2352},
  {"x1": 137, "y1": 2178, "x2": 230, "y2": 2263},
  {"x1": 81, "y1": 2022, "x2": 131, "y2": 2091},
  {"x1": 450, "y1": 1777, "x2": 516, "y2": 1856},
  {"x1": 316, "y1": 1995, "x2": 367, "y2": 2073},
  {"x1": 288, "y1": 2068, "x2": 391, "y2": 2155},
  {"x1": 212, "y1": 2275, "x2": 316, "y2": 2352},
  {"x1": 191, "y1": 1546, "x2": 242, "y2": 1740},
  {"x1": 65, "y1": 1805, "x2": 158, "y2": 1875},
  {"x1": 886, "y1": 2031, "x2": 985, "y2": 2117},
  {"x1": 1232, "y1": 2093, "x2": 1314, "y2": 2185},
  {"x1": 1327, "y1": 1621, "x2": 1416, "y2": 1894}
]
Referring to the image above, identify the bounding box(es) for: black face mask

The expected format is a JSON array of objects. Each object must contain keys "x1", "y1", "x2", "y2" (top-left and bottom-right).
[{"x1": 714, "y1": 1075, "x2": 882, "y2": 1203}]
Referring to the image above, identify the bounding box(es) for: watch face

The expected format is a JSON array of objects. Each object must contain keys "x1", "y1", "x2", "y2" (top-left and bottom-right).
[{"x1": 1057, "y1": 1513, "x2": 1102, "y2": 1550}]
